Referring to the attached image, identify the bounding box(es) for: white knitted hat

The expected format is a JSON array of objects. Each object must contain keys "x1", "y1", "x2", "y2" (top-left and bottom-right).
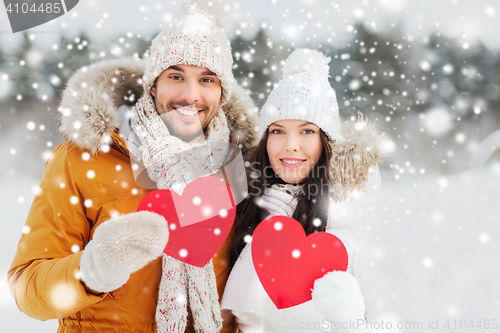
[
  {"x1": 259, "y1": 48, "x2": 341, "y2": 140},
  {"x1": 144, "y1": 0, "x2": 234, "y2": 105}
]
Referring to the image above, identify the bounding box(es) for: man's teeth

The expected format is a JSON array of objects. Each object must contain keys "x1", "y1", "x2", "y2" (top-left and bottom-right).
[
  {"x1": 176, "y1": 108, "x2": 198, "y2": 116},
  {"x1": 282, "y1": 159, "x2": 304, "y2": 164}
]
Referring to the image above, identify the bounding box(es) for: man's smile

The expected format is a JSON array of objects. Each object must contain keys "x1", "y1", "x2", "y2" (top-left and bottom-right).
[{"x1": 173, "y1": 106, "x2": 203, "y2": 121}]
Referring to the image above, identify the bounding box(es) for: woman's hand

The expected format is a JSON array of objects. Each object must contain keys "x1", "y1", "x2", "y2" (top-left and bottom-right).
[{"x1": 311, "y1": 270, "x2": 365, "y2": 325}]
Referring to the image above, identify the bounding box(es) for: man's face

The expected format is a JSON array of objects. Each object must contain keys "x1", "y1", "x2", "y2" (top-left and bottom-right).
[{"x1": 151, "y1": 64, "x2": 222, "y2": 142}]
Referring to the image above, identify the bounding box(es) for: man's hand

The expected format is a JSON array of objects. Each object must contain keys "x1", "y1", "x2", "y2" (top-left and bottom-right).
[{"x1": 79, "y1": 211, "x2": 169, "y2": 293}]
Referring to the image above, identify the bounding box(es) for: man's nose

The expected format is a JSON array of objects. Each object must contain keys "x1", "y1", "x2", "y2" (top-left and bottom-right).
[{"x1": 179, "y1": 80, "x2": 201, "y2": 104}]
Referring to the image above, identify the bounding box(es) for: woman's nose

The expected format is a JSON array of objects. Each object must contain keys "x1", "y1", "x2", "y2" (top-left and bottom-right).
[{"x1": 284, "y1": 134, "x2": 300, "y2": 152}]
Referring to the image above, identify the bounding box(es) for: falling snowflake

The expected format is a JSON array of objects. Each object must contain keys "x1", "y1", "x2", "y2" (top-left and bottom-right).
[
  {"x1": 421, "y1": 257, "x2": 434, "y2": 269},
  {"x1": 478, "y1": 233, "x2": 490, "y2": 244},
  {"x1": 48, "y1": 283, "x2": 78, "y2": 312},
  {"x1": 27, "y1": 122, "x2": 36, "y2": 130},
  {"x1": 179, "y1": 249, "x2": 188, "y2": 258},
  {"x1": 484, "y1": 6, "x2": 496, "y2": 17}
]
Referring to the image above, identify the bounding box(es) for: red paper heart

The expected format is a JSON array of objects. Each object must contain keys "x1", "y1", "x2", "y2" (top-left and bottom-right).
[
  {"x1": 252, "y1": 216, "x2": 348, "y2": 309},
  {"x1": 137, "y1": 177, "x2": 236, "y2": 267}
]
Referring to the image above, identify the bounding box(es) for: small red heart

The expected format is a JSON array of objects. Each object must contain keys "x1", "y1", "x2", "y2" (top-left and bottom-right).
[
  {"x1": 252, "y1": 216, "x2": 348, "y2": 309},
  {"x1": 137, "y1": 177, "x2": 236, "y2": 267}
]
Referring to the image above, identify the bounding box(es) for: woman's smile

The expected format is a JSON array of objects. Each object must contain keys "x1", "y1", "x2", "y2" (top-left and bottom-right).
[{"x1": 279, "y1": 158, "x2": 307, "y2": 168}]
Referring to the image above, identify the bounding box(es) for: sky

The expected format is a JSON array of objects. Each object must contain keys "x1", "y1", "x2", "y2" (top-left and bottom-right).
[{"x1": 0, "y1": 0, "x2": 499, "y2": 52}]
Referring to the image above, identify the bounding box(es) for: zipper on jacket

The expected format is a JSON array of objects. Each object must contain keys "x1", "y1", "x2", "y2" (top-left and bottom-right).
[{"x1": 114, "y1": 139, "x2": 130, "y2": 157}]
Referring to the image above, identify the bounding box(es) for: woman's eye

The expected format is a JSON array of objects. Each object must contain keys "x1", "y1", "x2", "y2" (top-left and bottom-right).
[
  {"x1": 270, "y1": 129, "x2": 283, "y2": 134},
  {"x1": 302, "y1": 129, "x2": 314, "y2": 134},
  {"x1": 201, "y1": 78, "x2": 214, "y2": 83},
  {"x1": 170, "y1": 75, "x2": 182, "y2": 81}
]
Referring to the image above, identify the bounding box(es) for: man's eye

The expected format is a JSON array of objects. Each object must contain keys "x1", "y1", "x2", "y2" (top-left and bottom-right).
[{"x1": 270, "y1": 129, "x2": 283, "y2": 134}]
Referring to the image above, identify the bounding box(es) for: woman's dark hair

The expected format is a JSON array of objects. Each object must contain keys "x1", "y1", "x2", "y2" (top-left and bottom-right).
[{"x1": 229, "y1": 129, "x2": 333, "y2": 270}]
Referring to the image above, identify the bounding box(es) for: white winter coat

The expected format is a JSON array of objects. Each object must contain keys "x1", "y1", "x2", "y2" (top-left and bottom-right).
[{"x1": 221, "y1": 115, "x2": 392, "y2": 332}]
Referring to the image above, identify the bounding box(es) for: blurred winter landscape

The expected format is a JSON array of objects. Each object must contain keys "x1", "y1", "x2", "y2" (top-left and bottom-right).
[{"x1": 1, "y1": 0, "x2": 499, "y2": 332}]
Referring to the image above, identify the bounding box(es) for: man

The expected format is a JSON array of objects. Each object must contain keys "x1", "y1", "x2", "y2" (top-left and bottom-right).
[{"x1": 7, "y1": 0, "x2": 256, "y2": 332}]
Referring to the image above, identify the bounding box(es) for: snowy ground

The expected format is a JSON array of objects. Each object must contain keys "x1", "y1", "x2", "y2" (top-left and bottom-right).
[{"x1": 1, "y1": 161, "x2": 499, "y2": 332}]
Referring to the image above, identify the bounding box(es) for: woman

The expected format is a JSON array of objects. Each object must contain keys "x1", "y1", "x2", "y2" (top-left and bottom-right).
[{"x1": 221, "y1": 49, "x2": 387, "y2": 332}]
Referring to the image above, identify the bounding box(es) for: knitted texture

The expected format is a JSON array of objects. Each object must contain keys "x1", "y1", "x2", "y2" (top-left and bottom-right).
[
  {"x1": 132, "y1": 1, "x2": 233, "y2": 329},
  {"x1": 186, "y1": 259, "x2": 222, "y2": 332},
  {"x1": 155, "y1": 255, "x2": 222, "y2": 333},
  {"x1": 270, "y1": 183, "x2": 305, "y2": 198},
  {"x1": 144, "y1": 0, "x2": 234, "y2": 105},
  {"x1": 156, "y1": 257, "x2": 188, "y2": 333},
  {"x1": 79, "y1": 211, "x2": 169, "y2": 293},
  {"x1": 131, "y1": 82, "x2": 227, "y2": 332},
  {"x1": 259, "y1": 48, "x2": 341, "y2": 140},
  {"x1": 131, "y1": 93, "x2": 230, "y2": 192}
]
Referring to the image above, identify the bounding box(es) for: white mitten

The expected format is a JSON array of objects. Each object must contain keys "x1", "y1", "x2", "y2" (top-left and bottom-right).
[
  {"x1": 312, "y1": 271, "x2": 365, "y2": 324},
  {"x1": 79, "y1": 211, "x2": 169, "y2": 293},
  {"x1": 259, "y1": 188, "x2": 298, "y2": 217}
]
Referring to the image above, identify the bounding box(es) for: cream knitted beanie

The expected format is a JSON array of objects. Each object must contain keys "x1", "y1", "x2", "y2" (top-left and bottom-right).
[
  {"x1": 259, "y1": 48, "x2": 341, "y2": 140},
  {"x1": 144, "y1": 0, "x2": 234, "y2": 105}
]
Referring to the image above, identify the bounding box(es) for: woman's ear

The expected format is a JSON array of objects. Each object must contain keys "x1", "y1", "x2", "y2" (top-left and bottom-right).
[{"x1": 151, "y1": 85, "x2": 156, "y2": 97}]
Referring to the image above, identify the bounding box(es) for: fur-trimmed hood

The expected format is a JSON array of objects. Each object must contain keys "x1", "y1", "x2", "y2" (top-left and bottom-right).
[
  {"x1": 57, "y1": 57, "x2": 258, "y2": 161},
  {"x1": 329, "y1": 112, "x2": 387, "y2": 200}
]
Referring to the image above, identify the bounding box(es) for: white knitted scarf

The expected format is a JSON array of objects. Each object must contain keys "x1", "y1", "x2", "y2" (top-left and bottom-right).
[
  {"x1": 131, "y1": 93, "x2": 229, "y2": 333},
  {"x1": 258, "y1": 183, "x2": 303, "y2": 219}
]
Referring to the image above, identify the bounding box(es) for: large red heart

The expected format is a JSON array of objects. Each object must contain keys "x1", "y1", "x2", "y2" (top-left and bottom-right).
[
  {"x1": 137, "y1": 177, "x2": 236, "y2": 267},
  {"x1": 252, "y1": 216, "x2": 348, "y2": 309}
]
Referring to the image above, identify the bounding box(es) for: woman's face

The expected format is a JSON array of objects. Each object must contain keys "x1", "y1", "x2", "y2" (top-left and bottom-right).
[{"x1": 266, "y1": 119, "x2": 324, "y2": 184}]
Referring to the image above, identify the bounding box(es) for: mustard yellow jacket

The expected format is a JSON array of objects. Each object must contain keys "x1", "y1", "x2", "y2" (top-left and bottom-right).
[{"x1": 7, "y1": 58, "x2": 257, "y2": 333}]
